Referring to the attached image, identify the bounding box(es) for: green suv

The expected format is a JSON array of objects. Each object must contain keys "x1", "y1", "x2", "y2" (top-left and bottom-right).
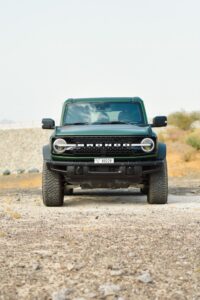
[{"x1": 42, "y1": 97, "x2": 168, "y2": 206}]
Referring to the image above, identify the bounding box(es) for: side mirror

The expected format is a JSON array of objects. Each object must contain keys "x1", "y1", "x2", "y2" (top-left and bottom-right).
[
  {"x1": 152, "y1": 116, "x2": 167, "y2": 127},
  {"x1": 42, "y1": 118, "x2": 55, "y2": 129}
]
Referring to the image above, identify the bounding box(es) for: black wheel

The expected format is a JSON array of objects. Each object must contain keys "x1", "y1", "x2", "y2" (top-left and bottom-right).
[
  {"x1": 140, "y1": 186, "x2": 148, "y2": 195},
  {"x1": 64, "y1": 186, "x2": 73, "y2": 195},
  {"x1": 147, "y1": 159, "x2": 168, "y2": 204},
  {"x1": 42, "y1": 162, "x2": 64, "y2": 206}
]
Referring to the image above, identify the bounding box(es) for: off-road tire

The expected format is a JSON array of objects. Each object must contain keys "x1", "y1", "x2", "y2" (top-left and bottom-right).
[
  {"x1": 147, "y1": 159, "x2": 168, "y2": 204},
  {"x1": 42, "y1": 162, "x2": 64, "y2": 206}
]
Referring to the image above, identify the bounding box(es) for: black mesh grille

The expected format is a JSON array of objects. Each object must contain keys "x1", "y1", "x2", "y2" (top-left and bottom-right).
[{"x1": 52, "y1": 136, "x2": 156, "y2": 157}]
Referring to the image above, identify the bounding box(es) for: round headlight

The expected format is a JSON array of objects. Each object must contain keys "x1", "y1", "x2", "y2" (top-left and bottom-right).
[
  {"x1": 53, "y1": 138, "x2": 67, "y2": 154},
  {"x1": 141, "y1": 138, "x2": 155, "y2": 153}
]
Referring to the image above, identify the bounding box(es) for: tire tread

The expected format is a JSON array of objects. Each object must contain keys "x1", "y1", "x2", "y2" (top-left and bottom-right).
[
  {"x1": 42, "y1": 162, "x2": 64, "y2": 206},
  {"x1": 147, "y1": 159, "x2": 168, "y2": 204}
]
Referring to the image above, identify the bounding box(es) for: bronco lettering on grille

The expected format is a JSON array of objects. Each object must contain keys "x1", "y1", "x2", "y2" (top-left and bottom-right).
[{"x1": 68, "y1": 143, "x2": 142, "y2": 148}]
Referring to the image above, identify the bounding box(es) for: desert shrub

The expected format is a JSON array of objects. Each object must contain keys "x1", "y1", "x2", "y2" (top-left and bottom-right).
[
  {"x1": 168, "y1": 111, "x2": 200, "y2": 130},
  {"x1": 166, "y1": 127, "x2": 185, "y2": 142},
  {"x1": 157, "y1": 127, "x2": 185, "y2": 143},
  {"x1": 186, "y1": 132, "x2": 200, "y2": 150},
  {"x1": 181, "y1": 148, "x2": 196, "y2": 162}
]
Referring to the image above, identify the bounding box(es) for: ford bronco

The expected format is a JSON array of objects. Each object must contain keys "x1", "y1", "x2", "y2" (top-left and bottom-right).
[{"x1": 42, "y1": 97, "x2": 168, "y2": 206}]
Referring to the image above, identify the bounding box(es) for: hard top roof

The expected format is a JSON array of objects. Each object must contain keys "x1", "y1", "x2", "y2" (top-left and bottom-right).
[{"x1": 64, "y1": 97, "x2": 143, "y2": 104}]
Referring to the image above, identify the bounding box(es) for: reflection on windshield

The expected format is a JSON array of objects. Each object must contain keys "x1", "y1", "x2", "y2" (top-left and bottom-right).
[{"x1": 64, "y1": 102, "x2": 144, "y2": 125}]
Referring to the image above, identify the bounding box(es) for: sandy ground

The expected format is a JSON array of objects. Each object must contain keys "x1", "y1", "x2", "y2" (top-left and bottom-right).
[
  {"x1": 1, "y1": 129, "x2": 200, "y2": 299},
  {"x1": 0, "y1": 175, "x2": 200, "y2": 300}
]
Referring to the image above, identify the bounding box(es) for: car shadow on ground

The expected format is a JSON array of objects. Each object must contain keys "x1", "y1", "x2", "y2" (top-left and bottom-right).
[
  {"x1": 73, "y1": 188, "x2": 141, "y2": 196},
  {"x1": 63, "y1": 189, "x2": 200, "y2": 207}
]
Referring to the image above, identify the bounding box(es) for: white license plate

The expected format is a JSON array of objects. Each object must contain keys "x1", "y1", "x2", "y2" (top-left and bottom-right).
[{"x1": 94, "y1": 158, "x2": 114, "y2": 164}]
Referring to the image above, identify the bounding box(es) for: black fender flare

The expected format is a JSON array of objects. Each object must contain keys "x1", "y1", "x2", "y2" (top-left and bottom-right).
[
  {"x1": 157, "y1": 142, "x2": 167, "y2": 160},
  {"x1": 43, "y1": 144, "x2": 51, "y2": 161}
]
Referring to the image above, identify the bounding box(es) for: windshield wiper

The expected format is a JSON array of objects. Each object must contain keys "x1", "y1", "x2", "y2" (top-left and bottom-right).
[{"x1": 64, "y1": 122, "x2": 90, "y2": 125}]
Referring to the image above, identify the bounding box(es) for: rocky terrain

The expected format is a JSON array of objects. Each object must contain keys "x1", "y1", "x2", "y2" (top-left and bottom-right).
[
  {"x1": 0, "y1": 182, "x2": 200, "y2": 300},
  {"x1": 0, "y1": 128, "x2": 200, "y2": 299}
]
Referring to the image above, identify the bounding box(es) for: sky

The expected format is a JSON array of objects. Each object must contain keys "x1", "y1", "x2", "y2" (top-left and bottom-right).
[{"x1": 0, "y1": 0, "x2": 200, "y2": 123}]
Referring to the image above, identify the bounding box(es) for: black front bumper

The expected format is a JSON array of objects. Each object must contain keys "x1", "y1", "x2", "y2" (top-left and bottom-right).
[{"x1": 46, "y1": 159, "x2": 163, "y2": 180}]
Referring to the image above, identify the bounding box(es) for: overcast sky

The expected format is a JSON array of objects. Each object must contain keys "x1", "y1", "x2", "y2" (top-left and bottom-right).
[{"x1": 0, "y1": 0, "x2": 200, "y2": 123}]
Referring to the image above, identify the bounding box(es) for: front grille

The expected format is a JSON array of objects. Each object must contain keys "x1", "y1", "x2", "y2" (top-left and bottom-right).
[{"x1": 52, "y1": 136, "x2": 156, "y2": 157}]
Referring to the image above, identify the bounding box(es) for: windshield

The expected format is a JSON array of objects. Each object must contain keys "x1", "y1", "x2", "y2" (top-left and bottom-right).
[{"x1": 63, "y1": 102, "x2": 145, "y2": 125}]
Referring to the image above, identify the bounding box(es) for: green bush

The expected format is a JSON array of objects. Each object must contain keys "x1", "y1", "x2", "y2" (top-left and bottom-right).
[
  {"x1": 186, "y1": 133, "x2": 200, "y2": 150},
  {"x1": 168, "y1": 111, "x2": 200, "y2": 130}
]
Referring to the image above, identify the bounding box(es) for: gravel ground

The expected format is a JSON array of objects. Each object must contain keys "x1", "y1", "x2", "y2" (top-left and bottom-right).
[
  {"x1": 1, "y1": 128, "x2": 200, "y2": 299},
  {"x1": 0, "y1": 187, "x2": 200, "y2": 300}
]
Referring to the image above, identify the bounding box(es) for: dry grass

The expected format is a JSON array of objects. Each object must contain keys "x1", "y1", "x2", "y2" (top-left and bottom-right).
[
  {"x1": 181, "y1": 148, "x2": 196, "y2": 162},
  {"x1": 157, "y1": 127, "x2": 200, "y2": 177},
  {"x1": 186, "y1": 129, "x2": 200, "y2": 150},
  {"x1": 162, "y1": 127, "x2": 200, "y2": 177},
  {"x1": 167, "y1": 147, "x2": 200, "y2": 177},
  {"x1": 0, "y1": 173, "x2": 41, "y2": 190},
  {"x1": 5, "y1": 208, "x2": 21, "y2": 219},
  {"x1": 0, "y1": 231, "x2": 6, "y2": 238},
  {"x1": 10, "y1": 212, "x2": 21, "y2": 219},
  {"x1": 168, "y1": 110, "x2": 200, "y2": 130},
  {"x1": 157, "y1": 127, "x2": 186, "y2": 143}
]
